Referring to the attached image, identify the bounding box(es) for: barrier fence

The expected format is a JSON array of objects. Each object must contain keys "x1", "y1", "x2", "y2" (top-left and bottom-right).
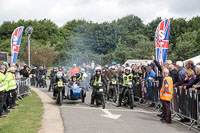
[
  {"x1": 16, "y1": 78, "x2": 32, "y2": 99},
  {"x1": 133, "y1": 79, "x2": 200, "y2": 129}
]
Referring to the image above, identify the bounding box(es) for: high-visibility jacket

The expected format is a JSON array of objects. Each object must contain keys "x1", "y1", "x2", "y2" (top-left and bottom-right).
[
  {"x1": 0, "y1": 72, "x2": 8, "y2": 92},
  {"x1": 93, "y1": 76, "x2": 102, "y2": 86},
  {"x1": 122, "y1": 74, "x2": 133, "y2": 85},
  {"x1": 160, "y1": 76, "x2": 173, "y2": 101},
  {"x1": 6, "y1": 72, "x2": 17, "y2": 91}
]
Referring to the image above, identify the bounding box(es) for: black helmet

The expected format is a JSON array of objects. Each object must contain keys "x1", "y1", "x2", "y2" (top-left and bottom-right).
[{"x1": 71, "y1": 74, "x2": 77, "y2": 80}]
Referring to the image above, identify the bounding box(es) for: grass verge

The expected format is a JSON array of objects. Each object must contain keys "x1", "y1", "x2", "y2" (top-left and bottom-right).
[{"x1": 0, "y1": 91, "x2": 43, "y2": 133}]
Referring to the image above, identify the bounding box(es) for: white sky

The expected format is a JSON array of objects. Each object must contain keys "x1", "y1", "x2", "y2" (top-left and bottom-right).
[{"x1": 0, "y1": 0, "x2": 200, "y2": 27}]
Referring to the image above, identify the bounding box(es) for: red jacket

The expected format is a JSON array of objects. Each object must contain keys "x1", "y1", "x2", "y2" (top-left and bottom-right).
[{"x1": 69, "y1": 67, "x2": 80, "y2": 78}]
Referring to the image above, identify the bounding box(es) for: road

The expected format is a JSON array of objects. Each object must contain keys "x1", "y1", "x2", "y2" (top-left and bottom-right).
[{"x1": 39, "y1": 84, "x2": 198, "y2": 133}]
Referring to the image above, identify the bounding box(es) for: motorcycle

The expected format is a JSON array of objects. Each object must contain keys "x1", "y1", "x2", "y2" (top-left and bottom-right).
[
  {"x1": 122, "y1": 81, "x2": 135, "y2": 109},
  {"x1": 55, "y1": 79, "x2": 64, "y2": 106},
  {"x1": 95, "y1": 82, "x2": 106, "y2": 109},
  {"x1": 107, "y1": 78, "x2": 118, "y2": 103},
  {"x1": 31, "y1": 74, "x2": 37, "y2": 86},
  {"x1": 37, "y1": 75, "x2": 46, "y2": 88},
  {"x1": 66, "y1": 84, "x2": 86, "y2": 103}
]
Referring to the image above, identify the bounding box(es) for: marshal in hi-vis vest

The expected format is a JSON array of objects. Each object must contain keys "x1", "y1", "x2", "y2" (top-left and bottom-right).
[
  {"x1": 6, "y1": 72, "x2": 17, "y2": 91},
  {"x1": 160, "y1": 76, "x2": 173, "y2": 101},
  {"x1": 122, "y1": 74, "x2": 133, "y2": 85},
  {"x1": 0, "y1": 73, "x2": 8, "y2": 92}
]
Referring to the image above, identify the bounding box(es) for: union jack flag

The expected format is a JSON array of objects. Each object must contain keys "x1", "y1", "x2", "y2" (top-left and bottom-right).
[
  {"x1": 155, "y1": 19, "x2": 170, "y2": 64},
  {"x1": 11, "y1": 26, "x2": 24, "y2": 63}
]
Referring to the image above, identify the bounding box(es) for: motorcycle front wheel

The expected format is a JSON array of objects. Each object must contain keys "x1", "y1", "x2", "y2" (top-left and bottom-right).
[
  {"x1": 102, "y1": 95, "x2": 106, "y2": 109},
  {"x1": 129, "y1": 93, "x2": 134, "y2": 109}
]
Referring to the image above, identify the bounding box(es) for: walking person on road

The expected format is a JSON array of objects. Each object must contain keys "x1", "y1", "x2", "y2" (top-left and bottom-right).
[{"x1": 160, "y1": 68, "x2": 173, "y2": 124}]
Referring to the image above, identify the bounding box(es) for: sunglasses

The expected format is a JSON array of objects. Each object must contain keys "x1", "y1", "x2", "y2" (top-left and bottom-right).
[{"x1": 96, "y1": 71, "x2": 101, "y2": 72}]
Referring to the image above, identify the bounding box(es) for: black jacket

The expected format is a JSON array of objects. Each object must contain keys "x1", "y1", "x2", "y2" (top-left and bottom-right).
[
  {"x1": 38, "y1": 69, "x2": 46, "y2": 76},
  {"x1": 90, "y1": 74, "x2": 107, "y2": 87},
  {"x1": 54, "y1": 76, "x2": 67, "y2": 84},
  {"x1": 20, "y1": 69, "x2": 29, "y2": 78},
  {"x1": 169, "y1": 69, "x2": 178, "y2": 84}
]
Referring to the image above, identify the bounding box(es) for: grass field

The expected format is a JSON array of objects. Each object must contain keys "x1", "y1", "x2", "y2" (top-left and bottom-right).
[{"x1": 0, "y1": 91, "x2": 43, "y2": 133}]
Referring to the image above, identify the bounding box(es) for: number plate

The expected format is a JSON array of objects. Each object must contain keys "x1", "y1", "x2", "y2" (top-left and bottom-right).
[
  {"x1": 112, "y1": 80, "x2": 117, "y2": 84},
  {"x1": 58, "y1": 81, "x2": 63, "y2": 87},
  {"x1": 99, "y1": 89, "x2": 104, "y2": 92}
]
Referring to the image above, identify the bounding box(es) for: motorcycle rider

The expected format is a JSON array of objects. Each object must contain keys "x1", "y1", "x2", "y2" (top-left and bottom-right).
[
  {"x1": 90, "y1": 67, "x2": 106, "y2": 107},
  {"x1": 76, "y1": 68, "x2": 88, "y2": 81},
  {"x1": 116, "y1": 67, "x2": 134, "y2": 107},
  {"x1": 58, "y1": 66, "x2": 64, "y2": 73},
  {"x1": 107, "y1": 66, "x2": 117, "y2": 97},
  {"x1": 36, "y1": 66, "x2": 47, "y2": 87},
  {"x1": 53, "y1": 72, "x2": 67, "y2": 99},
  {"x1": 49, "y1": 67, "x2": 58, "y2": 92},
  {"x1": 76, "y1": 68, "x2": 89, "y2": 91},
  {"x1": 30, "y1": 67, "x2": 38, "y2": 86}
]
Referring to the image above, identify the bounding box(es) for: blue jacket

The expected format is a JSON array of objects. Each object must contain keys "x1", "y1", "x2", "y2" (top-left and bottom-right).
[
  {"x1": 176, "y1": 67, "x2": 186, "y2": 86},
  {"x1": 145, "y1": 70, "x2": 156, "y2": 87}
]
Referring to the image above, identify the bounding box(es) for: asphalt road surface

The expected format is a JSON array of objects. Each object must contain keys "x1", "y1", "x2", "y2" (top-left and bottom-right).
[{"x1": 38, "y1": 83, "x2": 198, "y2": 133}]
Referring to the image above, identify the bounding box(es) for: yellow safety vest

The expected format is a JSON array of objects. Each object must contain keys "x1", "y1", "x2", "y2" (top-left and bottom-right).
[
  {"x1": 123, "y1": 74, "x2": 133, "y2": 85},
  {"x1": 0, "y1": 72, "x2": 8, "y2": 92},
  {"x1": 93, "y1": 76, "x2": 102, "y2": 86},
  {"x1": 6, "y1": 72, "x2": 17, "y2": 91},
  {"x1": 160, "y1": 76, "x2": 173, "y2": 101}
]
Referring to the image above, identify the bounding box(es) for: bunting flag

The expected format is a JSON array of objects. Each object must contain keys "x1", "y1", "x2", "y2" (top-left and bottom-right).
[
  {"x1": 155, "y1": 19, "x2": 170, "y2": 64},
  {"x1": 11, "y1": 26, "x2": 24, "y2": 63}
]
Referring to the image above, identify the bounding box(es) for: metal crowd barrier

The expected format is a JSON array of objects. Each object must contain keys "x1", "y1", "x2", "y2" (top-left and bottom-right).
[
  {"x1": 172, "y1": 87, "x2": 199, "y2": 129},
  {"x1": 16, "y1": 77, "x2": 32, "y2": 99},
  {"x1": 133, "y1": 79, "x2": 200, "y2": 130},
  {"x1": 134, "y1": 80, "x2": 161, "y2": 110}
]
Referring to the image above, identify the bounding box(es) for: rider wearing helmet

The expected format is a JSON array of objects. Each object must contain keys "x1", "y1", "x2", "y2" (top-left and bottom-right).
[
  {"x1": 116, "y1": 67, "x2": 134, "y2": 107},
  {"x1": 68, "y1": 74, "x2": 80, "y2": 88},
  {"x1": 49, "y1": 67, "x2": 58, "y2": 92},
  {"x1": 76, "y1": 68, "x2": 87, "y2": 81},
  {"x1": 53, "y1": 72, "x2": 67, "y2": 99},
  {"x1": 90, "y1": 67, "x2": 106, "y2": 107}
]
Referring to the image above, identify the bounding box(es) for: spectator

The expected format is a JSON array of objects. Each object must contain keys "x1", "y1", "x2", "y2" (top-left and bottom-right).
[
  {"x1": 185, "y1": 60, "x2": 195, "y2": 73},
  {"x1": 180, "y1": 69, "x2": 196, "y2": 89},
  {"x1": 192, "y1": 65, "x2": 200, "y2": 90},
  {"x1": 175, "y1": 61, "x2": 186, "y2": 87},
  {"x1": 146, "y1": 66, "x2": 156, "y2": 107},
  {"x1": 169, "y1": 64, "x2": 178, "y2": 84},
  {"x1": 19, "y1": 65, "x2": 29, "y2": 78}
]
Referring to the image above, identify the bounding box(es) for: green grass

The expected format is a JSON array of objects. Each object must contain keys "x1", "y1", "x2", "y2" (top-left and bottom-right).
[{"x1": 0, "y1": 91, "x2": 43, "y2": 133}]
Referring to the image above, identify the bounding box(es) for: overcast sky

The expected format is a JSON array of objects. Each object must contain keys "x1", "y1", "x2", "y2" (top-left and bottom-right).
[{"x1": 0, "y1": 0, "x2": 200, "y2": 27}]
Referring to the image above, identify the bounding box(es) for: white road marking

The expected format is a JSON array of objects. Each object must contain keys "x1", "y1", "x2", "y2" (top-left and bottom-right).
[
  {"x1": 61, "y1": 105, "x2": 157, "y2": 114},
  {"x1": 101, "y1": 109, "x2": 121, "y2": 120}
]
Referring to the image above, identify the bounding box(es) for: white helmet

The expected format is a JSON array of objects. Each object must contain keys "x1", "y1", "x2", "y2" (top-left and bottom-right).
[
  {"x1": 56, "y1": 72, "x2": 63, "y2": 79},
  {"x1": 111, "y1": 65, "x2": 115, "y2": 70},
  {"x1": 95, "y1": 67, "x2": 101, "y2": 72},
  {"x1": 125, "y1": 67, "x2": 131, "y2": 72},
  {"x1": 81, "y1": 68, "x2": 85, "y2": 73}
]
